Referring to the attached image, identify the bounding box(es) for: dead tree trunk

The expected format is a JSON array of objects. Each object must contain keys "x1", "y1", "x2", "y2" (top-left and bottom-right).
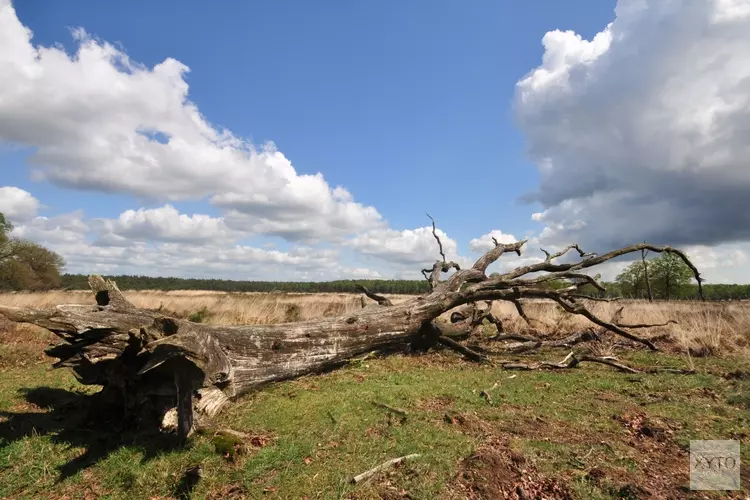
[{"x1": 0, "y1": 229, "x2": 703, "y2": 441}]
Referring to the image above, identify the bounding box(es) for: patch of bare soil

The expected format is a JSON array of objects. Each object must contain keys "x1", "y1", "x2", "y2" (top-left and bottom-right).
[
  {"x1": 449, "y1": 438, "x2": 572, "y2": 500},
  {"x1": 206, "y1": 483, "x2": 249, "y2": 499},
  {"x1": 606, "y1": 411, "x2": 704, "y2": 499},
  {"x1": 441, "y1": 400, "x2": 739, "y2": 499},
  {"x1": 0, "y1": 320, "x2": 57, "y2": 370},
  {"x1": 415, "y1": 395, "x2": 456, "y2": 413}
]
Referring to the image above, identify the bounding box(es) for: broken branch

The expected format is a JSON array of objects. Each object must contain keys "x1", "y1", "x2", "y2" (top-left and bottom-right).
[
  {"x1": 352, "y1": 454, "x2": 421, "y2": 484},
  {"x1": 356, "y1": 284, "x2": 393, "y2": 306}
]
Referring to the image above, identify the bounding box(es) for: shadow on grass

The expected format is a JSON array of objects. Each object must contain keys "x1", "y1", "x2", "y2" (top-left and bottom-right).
[{"x1": 0, "y1": 386, "x2": 184, "y2": 483}]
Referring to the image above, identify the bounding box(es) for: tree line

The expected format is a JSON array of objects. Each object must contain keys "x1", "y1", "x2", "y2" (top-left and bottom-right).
[
  {"x1": 58, "y1": 271, "x2": 750, "y2": 300},
  {"x1": 59, "y1": 274, "x2": 433, "y2": 294}
]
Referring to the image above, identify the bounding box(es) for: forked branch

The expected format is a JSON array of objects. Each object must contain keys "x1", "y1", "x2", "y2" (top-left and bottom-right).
[
  {"x1": 426, "y1": 213, "x2": 446, "y2": 264},
  {"x1": 424, "y1": 213, "x2": 461, "y2": 289}
]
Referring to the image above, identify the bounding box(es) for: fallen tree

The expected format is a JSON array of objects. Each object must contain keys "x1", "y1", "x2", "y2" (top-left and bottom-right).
[{"x1": 0, "y1": 223, "x2": 703, "y2": 442}]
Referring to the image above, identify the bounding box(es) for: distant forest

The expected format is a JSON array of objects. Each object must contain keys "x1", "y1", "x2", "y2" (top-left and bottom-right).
[{"x1": 58, "y1": 274, "x2": 750, "y2": 300}]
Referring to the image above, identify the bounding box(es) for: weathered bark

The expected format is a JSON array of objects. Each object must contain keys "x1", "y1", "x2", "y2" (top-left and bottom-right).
[{"x1": 0, "y1": 232, "x2": 703, "y2": 440}]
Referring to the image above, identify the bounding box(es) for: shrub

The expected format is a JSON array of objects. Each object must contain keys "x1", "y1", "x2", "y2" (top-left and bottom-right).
[
  {"x1": 284, "y1": 303, "x2": 301, "y2": 322},
  {"x1": 188, "y1": 306, "x2": 211, "y2": 323}
]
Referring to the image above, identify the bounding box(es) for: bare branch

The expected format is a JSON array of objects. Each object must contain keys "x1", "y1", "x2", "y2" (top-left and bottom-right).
[
  {"x1": 472, "y1": 239, "x2": 528, "y2": 274},
  {"x1": 540, "y1": 244, "x2": 595, "y2": 263},
  {"x1": 356, "y1": 284, "x2": 393, "y2": 306},
  {"x1": 492, "y1": 333, "x2": 538, "y2": 343},
  {"x1": 490, "y1": 331, "x2": 598, "y2": 352},
  {"x1": 422, "y1": 215, "x2": 462, "y2": 289},
  {"x1": 568, "y1": 294, "x2": 620, "y2": 302},
  {"x1": 510, "y1": 298, "x2": 537, "y2": 331},
  {"x1": 617, "y1": 319, "x2": 678, "y2": 329},
  {"x1": 497, "y1": 243, "x2": 703, "y2": 299},
  {"x1": 550, "y1": 296, "x2": 656, "y2": 350},
  {"x1": 449, "y1": 301, "x2": 504, "y2": 335},
  {"x1": 577, "y1": 355, "x2": 640, "y2": 374},
  {"x1": 436, "y1": 336, "x2": 490, "y2": 363},
  {"x1": 421, "y1": 268, "x2": 432, "y2": 285},
  {"x1": 496, "y1": 352, "x2": 639, "y2": 373},
  {"x1": 352, "y1": 454, "x2": 421, "y2": 484},
  {"x1": 449, "y1": 288, "x2": 658, "y2": 350},
  {"x1": 426, "y1": 213, "x2": 446, "y2": 264}
]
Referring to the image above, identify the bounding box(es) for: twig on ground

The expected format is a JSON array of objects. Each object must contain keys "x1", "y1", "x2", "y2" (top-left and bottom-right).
[
  {"x1": 372, "y1": 402, "x2": 408, "y2": 419},
  {"x1": 493, "y1": 352, "x2": 640, "y2": 373},
  {"x1": 327, "y1": 410, "x2": 338, "y2": 425},
  {"x1": 351, "y1": 454, "x2": 421, "y2": 484},
  {"x1": 436, "y1": 336, "x2": 490, "y2": 364},
  {"x1": 479, "y1": 382, "x2": 499, "y2": 405}
]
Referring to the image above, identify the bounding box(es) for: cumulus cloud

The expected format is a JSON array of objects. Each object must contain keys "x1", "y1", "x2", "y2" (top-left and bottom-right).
[
  {"x1": 516, "y1": 0, "x2": 750, "y2": 251},
  {"x1": 347, "y1": 226, "x2": 465, "y2": 266},
  {"x1": 12, "y1": 215, "x2": 383, "y2": 281},
  {"x1": 0, "y1": 189, "x2": 383, "y2": 280},
  {"x1": 11, "y1": 211, "x2": 88, "y2": 245},
  {"x1": 680, "y1": 242, "x2": 750, "y2": 283},
  {"x1": 0, "y1": 0, "x2": 381, "y2": 242},
  {"x1": 0, "y1": 186, "x2": 39, "y2": 221},
  {"x1": 92, "y1": 205, "x2": 233, "y2": 246},
  {"x1": 53, "y1": 240, "x2": 362, "y2": 280}
]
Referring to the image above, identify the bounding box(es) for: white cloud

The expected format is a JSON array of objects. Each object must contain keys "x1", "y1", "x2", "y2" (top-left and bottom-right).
[
  {"x1": 347, "y1": 226, "x2": 463, "y2": 266},
  {"x1": 77, "y1": 242, "x2": 380, "y2": 281},
  {"x1": 0, "y1": 0, "x2": 382, "y2": 242},
  {"x1": 11, "y1": 211, "x2": 88, "y2": 245},
  {"x1": 0, "y1": 186, "x2": 39, "y2": 221},
  {"x1": 3, "y1": 193, "x2": 384, "y2": 280},
  {"x1": 516, "y1": 0, "x2": 750, "y2": 251},
  {"x1": 51, "y1": 240, "x2": 350, "y2": 280},
  {"x1": 682, "y1": 242, "x2": 750, "y2": 283},
  {"x1": 93, "y1": 205, "x2": 233, "y2": 245}
]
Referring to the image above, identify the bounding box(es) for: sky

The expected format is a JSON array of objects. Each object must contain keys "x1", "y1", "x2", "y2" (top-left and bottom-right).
[{"x1": 1, "y1": 0, "x2": 749, "y2": 283}]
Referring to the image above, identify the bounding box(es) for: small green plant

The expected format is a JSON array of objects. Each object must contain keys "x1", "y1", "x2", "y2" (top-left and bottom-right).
[{"x1": 188, "y1": 306, "x2": 211, "y2": 323}]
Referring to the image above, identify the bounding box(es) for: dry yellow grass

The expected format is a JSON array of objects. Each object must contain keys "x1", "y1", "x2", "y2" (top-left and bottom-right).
[
  {"x1": 1, "y1": 290, "x2": 748, "y2": 355},
  {"x1": 0, "y1": 290, "x2": 409, "y2": 325},
  {"x1": 488, "y1": 299, "x2": 750, "y2": 356}
]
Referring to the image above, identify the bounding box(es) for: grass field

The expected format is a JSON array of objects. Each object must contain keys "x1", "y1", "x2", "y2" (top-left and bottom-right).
[{"x1": 1, "y1": 291, "x2": 749, "y2": 498}]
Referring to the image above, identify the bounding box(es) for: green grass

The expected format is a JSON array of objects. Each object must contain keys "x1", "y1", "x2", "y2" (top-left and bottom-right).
[{"x1": 1, "y1": 345, "x2": 749, "y2": 499}]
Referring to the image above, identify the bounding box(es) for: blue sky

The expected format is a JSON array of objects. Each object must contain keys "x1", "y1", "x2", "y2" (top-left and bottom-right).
[
  {"x1": 2, "y1": 0, "x2": 749, "y2": 282},
  {"x1": 7, "y1": 0, "x2": 614, "y2": 235}
]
